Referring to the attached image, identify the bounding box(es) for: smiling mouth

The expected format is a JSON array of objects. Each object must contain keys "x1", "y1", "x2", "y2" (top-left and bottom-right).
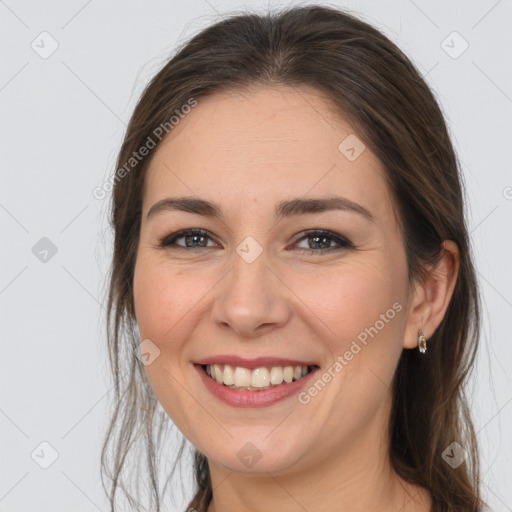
[{"x1": 201, "y1": 363, "x2": 319, "y2": 391}]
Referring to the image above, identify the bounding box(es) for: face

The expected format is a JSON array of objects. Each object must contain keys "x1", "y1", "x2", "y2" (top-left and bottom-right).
[{"x1": 133, "y1": 86, "x2": 412, "y2": 475}]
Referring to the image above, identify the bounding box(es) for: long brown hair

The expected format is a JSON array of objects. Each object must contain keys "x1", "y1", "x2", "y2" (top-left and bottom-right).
[{"x1": 100, "y1": 5, "x2": 485, "y2": 511}]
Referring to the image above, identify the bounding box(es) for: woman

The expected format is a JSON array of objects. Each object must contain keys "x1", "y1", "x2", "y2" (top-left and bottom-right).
[{"x1": 101, "y1": 5, "x2": 485, "y2": 511}]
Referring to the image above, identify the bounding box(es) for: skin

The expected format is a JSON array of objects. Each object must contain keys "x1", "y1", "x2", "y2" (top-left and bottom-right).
[{"x1": 133, "y1": 85, "x2": 459, "y2": 512}]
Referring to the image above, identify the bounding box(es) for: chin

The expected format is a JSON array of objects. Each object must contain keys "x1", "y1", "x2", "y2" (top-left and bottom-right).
[{"x1": 200, "y1": 429, "x2": 310, "y2": 475}]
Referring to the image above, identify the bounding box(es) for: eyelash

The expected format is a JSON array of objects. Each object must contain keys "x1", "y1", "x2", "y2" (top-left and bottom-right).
[{"x1": 158, "y1": 228, "x2": 354, "y2": 255}]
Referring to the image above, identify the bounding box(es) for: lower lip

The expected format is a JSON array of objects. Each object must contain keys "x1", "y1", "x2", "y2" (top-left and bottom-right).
[{"x1": 194, "y1": 364, "x2": 320, "y2": 408}]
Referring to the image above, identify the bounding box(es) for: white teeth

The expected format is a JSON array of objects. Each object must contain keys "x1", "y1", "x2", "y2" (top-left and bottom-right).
[
  {"x1": 251, "y1": 368, "x2": 270, "y2": 388},
  {"x1": 214, "y1": 364, "x2": 223, "y2": 384},
  {"x1": 223, "y1": 364, "x2": 235, "y2": 385},
  {"x1": 283, "y1": 366, "x2": 294, "y2": 383},
  {"x1": 205, "y1": 364, "x2": 313, "y2": 390},
  {"x1": 234, "y1": 367, "x2": 251, "y2": 387},
  {"x1": 269, "y1": 366, "x2": 284, "y2": 385}
]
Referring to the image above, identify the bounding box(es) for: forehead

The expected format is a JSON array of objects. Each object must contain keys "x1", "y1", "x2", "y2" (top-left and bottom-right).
[{"x1": 143, "y1": 86, "x2": 393, "y2": 222}]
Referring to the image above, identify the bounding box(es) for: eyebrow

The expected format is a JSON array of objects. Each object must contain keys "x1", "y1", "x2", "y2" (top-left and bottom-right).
[{"x1": 146, "y1": 196, "x2": 374, "y2": 222}]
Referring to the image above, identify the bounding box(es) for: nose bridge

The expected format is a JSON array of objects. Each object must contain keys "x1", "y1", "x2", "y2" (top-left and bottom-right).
[
  {"x1": 230, "y1": 242, "x2": 270, "y2": 303},
  {"x1": 212, "y1": 239, "x2": 290, "y2": 337}
]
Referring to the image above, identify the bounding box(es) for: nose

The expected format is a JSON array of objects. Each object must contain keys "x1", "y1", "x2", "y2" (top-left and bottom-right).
[{"x1": 211, "y1": 248, "x2": 292, "y2": 339}]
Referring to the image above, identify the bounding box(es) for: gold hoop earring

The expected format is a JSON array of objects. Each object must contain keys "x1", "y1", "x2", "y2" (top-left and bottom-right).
[{"x1": 417, "y1": 330, "x2": 427, "y2": 354}]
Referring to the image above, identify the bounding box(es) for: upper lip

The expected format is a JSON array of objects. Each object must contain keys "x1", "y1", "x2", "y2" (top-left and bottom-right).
[{"x1": 194, "y1": 355, "x2": 319, "y2": 369}]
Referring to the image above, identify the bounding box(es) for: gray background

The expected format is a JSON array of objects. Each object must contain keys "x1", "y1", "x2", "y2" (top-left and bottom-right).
[{"x1": 1, "y1": 0, "x2": 511, "y2": 510}]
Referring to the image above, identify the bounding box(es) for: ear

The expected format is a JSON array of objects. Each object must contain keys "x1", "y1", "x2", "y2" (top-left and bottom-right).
[{"x1": 402, "y1": 240, "x2": 460, "y2": 349}]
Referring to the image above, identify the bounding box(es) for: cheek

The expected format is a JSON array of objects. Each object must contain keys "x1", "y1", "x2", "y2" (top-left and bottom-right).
[
  {"x1": 133, "y1": 254, "x2": 207, "y2": 345},
  {"x1": 301, "y1": 259, "x2": 402, "y2": 340},
  {"x1": 132, "y1": 255, "x2": 210, "y2": 440},
  {"x1": 296, "y1": 257, "x2": 406, "y2": 395}
]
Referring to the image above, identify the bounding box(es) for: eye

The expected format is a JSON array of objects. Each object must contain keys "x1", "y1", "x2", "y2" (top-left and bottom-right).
[
  {"x1": 159, "y1": 229, "x2": 219, "y2": 250},
  {"x1": 159, "y1": 228, "x2": 353, "y2": 255},
  {"x1": 291, "y1": 230, "x2": 353, "y2": 255}
]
